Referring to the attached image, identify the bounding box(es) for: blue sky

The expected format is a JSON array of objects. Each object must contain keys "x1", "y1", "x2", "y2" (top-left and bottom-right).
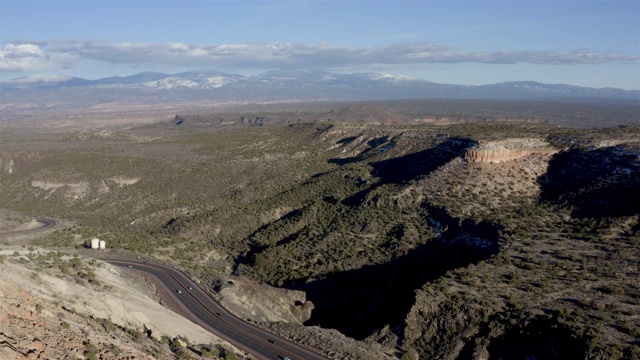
[{"x1": 1, "y1": 1, "x2": 639, "y2": 89}]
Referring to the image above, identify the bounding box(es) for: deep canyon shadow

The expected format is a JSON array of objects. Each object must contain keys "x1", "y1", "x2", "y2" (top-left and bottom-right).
[
  {"x1": 486, "y1": 316, "x2": 587, "y2": 360},
  {"x1": 234, "y1": 208, "x2": 306, "y2": 268},
  {"x1": 538, "y1": 145, "x2": 640, "y2": 218},
  {"x1": 291, "y1": 206, "x2": 501, "y2": 340},
  {"x1": 340, "y1": 137, "x2": 477, "y2": 206}
]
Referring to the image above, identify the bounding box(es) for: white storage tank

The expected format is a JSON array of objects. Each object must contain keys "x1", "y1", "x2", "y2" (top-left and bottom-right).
[
  {"x1": 99, "y1": 240, "x2": 106, "y2": 249},
  {"x1": 90, "y1": 238, "x2": 100, "y2": 249}
]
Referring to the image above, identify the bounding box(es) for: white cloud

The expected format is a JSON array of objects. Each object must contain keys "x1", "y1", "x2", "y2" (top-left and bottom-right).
[
  {"x1": 0, "y1": 43, "x2": 56, "y2": 72},
  {"x1": 2, "y1": 40, "x2": 638, "y2": 73},
  {"x1": 0, "y1": 43, "x2": 79, "y2": 72}
]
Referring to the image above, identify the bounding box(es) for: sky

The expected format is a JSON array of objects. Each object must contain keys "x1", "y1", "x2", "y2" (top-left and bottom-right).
[{"x1": 1, "y1": 1, "x2": 639, "y2": 89}]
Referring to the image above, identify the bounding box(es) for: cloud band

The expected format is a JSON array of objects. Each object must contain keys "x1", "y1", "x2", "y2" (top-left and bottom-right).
[{"x1": 2, "y1": 40, "x2": 638, "y2": 72}]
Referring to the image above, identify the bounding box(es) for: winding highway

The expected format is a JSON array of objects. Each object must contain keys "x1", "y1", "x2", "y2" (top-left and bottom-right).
[
  {"x1": 106, "y1": 259, "x2": 327, "y2": 360},
  {"x1": 0, "y1": 217, "x2": 59, "y2": 236},
  {"x1": 1, "y1": 219, "x2": 324, "y2": 359}
]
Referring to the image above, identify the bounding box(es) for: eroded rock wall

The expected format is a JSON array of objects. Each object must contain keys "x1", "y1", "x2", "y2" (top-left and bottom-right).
[
  {"x1": 215, "y1": 276, "x2": 314, "y2": 324},
  {"x1": 464, "y1": 138, "x2": 556, "y2": 163}
]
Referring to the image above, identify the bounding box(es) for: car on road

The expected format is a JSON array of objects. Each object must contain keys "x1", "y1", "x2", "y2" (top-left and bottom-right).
[
  {"x1": 188, "y1": 286, "x2": 193, "y2": 290},
  {"x1": 268, "y1": 339, "x2": 276, "y2": 344},
  {"x1": 278, "y1": 356, "x2": 291, "y2": 360},
  {"x1": 176, "y1": 289, "x2": 182, "y2": 294},
  {"x1": 127, "y1": 265, "x2": 133, "y2": 268},
  {"x1": 216, "y1": 312, "x2": 222, "y2": 316}
]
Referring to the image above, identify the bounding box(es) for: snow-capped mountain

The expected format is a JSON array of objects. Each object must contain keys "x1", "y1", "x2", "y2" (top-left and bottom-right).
[
  {"x1": 2, "y1": 74, "x2": 89, "y2": 89},
  {"x1": 4, "y1": 74, "x2": 72, "y2": 84},
  {"x1": 142, "y1": 71, "x2": 242, "y2": 90},
  {"x1": 1, "y1": 70, "x2": 638, "y2": 103}
]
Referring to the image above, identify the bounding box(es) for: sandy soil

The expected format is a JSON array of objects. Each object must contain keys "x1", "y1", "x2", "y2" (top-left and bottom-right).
[
  {"x1": 0, "y1": 248, "x2": 231, "y2": 346},
  {"x1": 0, "y1": 209, "x2": 36, "y2": 232}
]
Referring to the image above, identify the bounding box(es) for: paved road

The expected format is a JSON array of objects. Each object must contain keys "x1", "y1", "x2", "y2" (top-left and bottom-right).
[
  {"x1": 0, "y1": 217, "x2": 59, "y2": 236},
  {"x1": 106, "y1": 259, "x2": 327, "y2": 360}
]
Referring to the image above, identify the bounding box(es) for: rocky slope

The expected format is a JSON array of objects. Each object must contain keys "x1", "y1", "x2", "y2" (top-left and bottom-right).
[
  {"x1": 214, "y1": 276, "x2": 314, "y2": 324},
  {"x1": 0, "y1": 248, "x2": 242, "y2": 359}
]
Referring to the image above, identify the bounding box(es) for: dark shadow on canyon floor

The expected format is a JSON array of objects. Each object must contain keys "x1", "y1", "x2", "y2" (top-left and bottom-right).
[
  {"x1": 486, "y1": 316, "x2": 587, "y2": 360},
  {"x1": 291, "y1": 206, "x2": 501, "y2": 340},
  {"x1": 340, "y1": 137, "x2": 477, "y2": 207},
  {"x1": 538, "y1": 145, "x2": 640, "y2": 218}
]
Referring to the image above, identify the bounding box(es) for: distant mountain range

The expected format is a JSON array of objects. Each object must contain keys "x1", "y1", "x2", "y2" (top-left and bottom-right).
[{"x1": 2, "y1": 70, "x2": 638, "y2": 106}]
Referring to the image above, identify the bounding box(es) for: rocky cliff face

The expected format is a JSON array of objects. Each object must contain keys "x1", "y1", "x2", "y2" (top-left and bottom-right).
[
  {"x1": 215, "y1": 275, "x2": 314, "y2": 324},
  {"x1": 464, "y1": 138, "x2": 556, "y2": 163}
]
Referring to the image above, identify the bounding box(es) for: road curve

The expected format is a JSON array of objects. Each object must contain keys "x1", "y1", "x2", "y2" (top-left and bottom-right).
[
  {"x1": 105, "y1": 259, "x2": 327, "y2": 360},
  {"x1": 0, "y1": 217, "x2": 59, "y2": 236}
]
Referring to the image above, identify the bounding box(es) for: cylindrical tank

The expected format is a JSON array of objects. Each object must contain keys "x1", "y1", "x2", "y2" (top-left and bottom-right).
[
  {"x1": 90, "y1": 238, "x2": 100, "y2": 249},
  {"x1": 99, "y1": 240, "x2": 106, "y2": 249}
]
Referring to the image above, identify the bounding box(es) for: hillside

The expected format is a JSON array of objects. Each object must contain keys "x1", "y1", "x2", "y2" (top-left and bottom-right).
[
  {"x1": 0, "y1": 247, "x2": 239, "y2": 359},
  {"x1": 0, "y1": 106, "x2": 639, "y2": 359}
]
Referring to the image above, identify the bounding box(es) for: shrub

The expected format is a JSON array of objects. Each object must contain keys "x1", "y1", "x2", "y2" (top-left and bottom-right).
[
  {"x1": 83, "y1": 341, "x2": 99, "y2": 360},
  {"x1": 110, "y1": 345, "x2": 122, "y2": 356}
]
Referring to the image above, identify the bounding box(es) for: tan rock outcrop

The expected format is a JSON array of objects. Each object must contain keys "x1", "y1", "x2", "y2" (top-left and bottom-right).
[
  {"x1": 216, "y1": 276, "x2": 314, "y2": 324},
  {"x1": 464, "y1": 138, "x2": 556, "y2": 163}
]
